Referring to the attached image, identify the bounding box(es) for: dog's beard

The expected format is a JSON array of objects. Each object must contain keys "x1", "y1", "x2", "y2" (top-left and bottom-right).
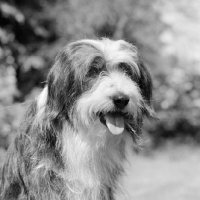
[
  {"x1": 74, "y1": 71, "x2": 143, "y2": 138},
  {"x1": 61, "y1": 71, "x2": 143, "y2": 195}
]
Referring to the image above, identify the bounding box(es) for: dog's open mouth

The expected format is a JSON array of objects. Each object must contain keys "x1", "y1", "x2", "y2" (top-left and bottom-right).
[{"x1": 99, "y1": 112, "x2": 128, "y2": 135}]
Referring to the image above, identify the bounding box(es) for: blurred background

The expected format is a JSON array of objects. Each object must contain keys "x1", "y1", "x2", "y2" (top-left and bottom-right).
[{"x1": 0, "y1": 0, "x2": 200, "y2": 199}]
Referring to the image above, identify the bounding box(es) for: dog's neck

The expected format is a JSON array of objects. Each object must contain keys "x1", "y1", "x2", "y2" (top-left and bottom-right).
[{"x1": 61, "y1": 122, "x2": 126, "y2": 200}]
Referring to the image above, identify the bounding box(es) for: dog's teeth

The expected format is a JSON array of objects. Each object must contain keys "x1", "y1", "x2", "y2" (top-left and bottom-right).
[{"x1": 105, "y1": 113, "x2": 124, "y2": 135}]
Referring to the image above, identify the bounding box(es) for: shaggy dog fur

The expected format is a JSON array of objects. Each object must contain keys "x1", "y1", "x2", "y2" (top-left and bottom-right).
[{"x1": 0, "y1": 38, "x2": 154, "y2": 200}]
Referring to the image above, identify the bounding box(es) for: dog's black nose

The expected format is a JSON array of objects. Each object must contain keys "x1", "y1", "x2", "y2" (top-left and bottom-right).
[{"x1": 112, "y1": 94, "x2": 129, "y2": 109}]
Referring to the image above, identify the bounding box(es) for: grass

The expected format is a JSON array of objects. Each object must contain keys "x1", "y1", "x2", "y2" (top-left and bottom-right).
[{"x1": 118, "y1": 143, "x2": 200, "y2": 200}]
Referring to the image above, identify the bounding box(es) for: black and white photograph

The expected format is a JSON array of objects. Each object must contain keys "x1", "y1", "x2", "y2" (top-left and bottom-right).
[{"x1": 0, "y1": 0, "x2": 200, "y2": 199}]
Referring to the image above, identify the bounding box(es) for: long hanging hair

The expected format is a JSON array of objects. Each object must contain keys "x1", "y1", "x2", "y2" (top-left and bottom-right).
[{"x1": 0, "y1": 38, "x2": 154, "y2": 200}]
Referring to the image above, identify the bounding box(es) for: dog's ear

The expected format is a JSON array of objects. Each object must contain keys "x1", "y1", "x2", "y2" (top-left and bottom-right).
[
  {"x1": 46, "y1": 45, "x2": 83, "y2": 120},
  {"x1": 137, "y1": 59, "x2": 156, "y2": 119},
  {"x1": 46, "y1": 42, "x2": 99, "y2": 120}
]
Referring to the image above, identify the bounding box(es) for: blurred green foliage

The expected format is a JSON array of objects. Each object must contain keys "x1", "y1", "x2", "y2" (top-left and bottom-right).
[{"x1": 0, "y1": 0, "x2": 200, "y2": 156}]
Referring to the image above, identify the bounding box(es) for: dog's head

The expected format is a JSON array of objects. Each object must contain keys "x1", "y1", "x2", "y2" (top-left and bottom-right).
[{"x1": 44, "y1": 38, "x2": 154, "y2": 141}]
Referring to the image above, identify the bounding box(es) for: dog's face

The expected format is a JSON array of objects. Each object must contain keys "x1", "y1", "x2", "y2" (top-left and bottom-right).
[{"x1": 46, "y1": 38, "x2": 154, "y2": 141}]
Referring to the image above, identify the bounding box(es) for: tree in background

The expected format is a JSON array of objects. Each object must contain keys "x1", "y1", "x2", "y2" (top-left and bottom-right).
[
  {"x1": 0, "y1": 0, "x2": 200, "y2": 158},
  {"x1": 0, "y1": 0, "x2": 57, "y2": 150},
  {"x1": 148, "y1": 0, "x2": 200, "y2": 145}
]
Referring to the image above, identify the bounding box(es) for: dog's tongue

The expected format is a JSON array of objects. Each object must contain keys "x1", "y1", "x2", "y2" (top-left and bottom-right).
[{"x1": 105, "y1": 113, "x2": 124, "y2": 135}]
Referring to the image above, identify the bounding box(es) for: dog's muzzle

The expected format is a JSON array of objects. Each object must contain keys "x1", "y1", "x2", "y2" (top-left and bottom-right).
[{"x1": 99, "y1": 94, "x2": 130, "y2": 135}]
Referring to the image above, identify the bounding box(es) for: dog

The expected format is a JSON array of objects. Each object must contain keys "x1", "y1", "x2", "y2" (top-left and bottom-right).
[{"x1": 0, "y1": 38, "x2": 154, "y2": 200}]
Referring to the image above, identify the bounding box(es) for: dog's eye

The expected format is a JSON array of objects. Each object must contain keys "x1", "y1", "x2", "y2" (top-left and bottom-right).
[
  {"x1": 87, "y1": 67, "x2": 101, "y2": 77},
  {"x1": 87, "y1": 57, "x2": 104, "y2": 77},
  {"x1": 119, "y1": 63, "x2": 133, "y2": 77}
]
